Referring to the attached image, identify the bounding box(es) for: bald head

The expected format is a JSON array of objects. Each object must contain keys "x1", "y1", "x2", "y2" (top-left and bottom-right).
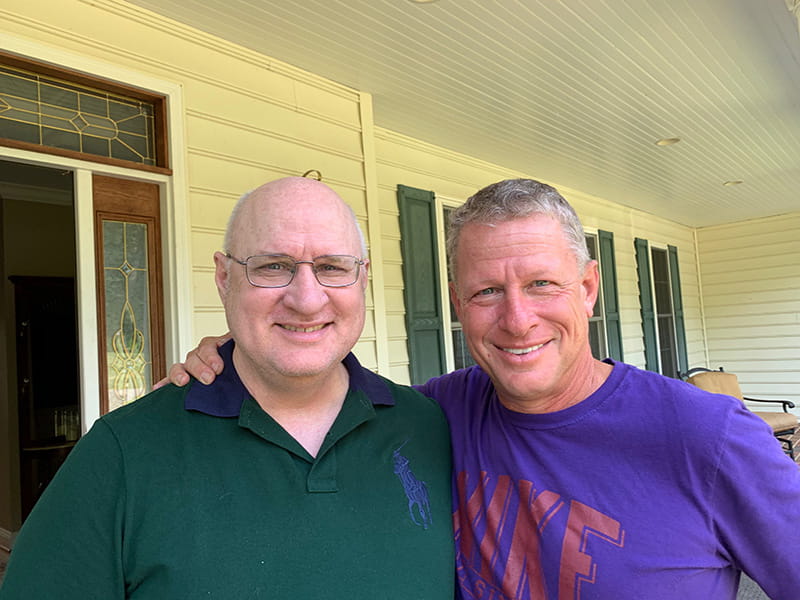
[
  {"x1": 224, "y1": 177, "x2": 366, "y2": 259},
  {"x1": 214, "y1": 177, "x2": 371, "y2": 392}
]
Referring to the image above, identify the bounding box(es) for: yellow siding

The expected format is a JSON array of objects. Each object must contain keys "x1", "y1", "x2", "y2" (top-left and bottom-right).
[{"x1": 696, "y1": 213, "x2": 800, "y2": 405}]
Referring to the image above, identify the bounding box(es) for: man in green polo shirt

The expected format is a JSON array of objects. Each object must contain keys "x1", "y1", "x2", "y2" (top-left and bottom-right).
[{"x1": 0, "y1": 177, "x2": 455, "y2": 599}]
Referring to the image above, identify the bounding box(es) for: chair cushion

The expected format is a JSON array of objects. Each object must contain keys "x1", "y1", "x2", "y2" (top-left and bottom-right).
[
  {"x1": 686, "y1": 371, "x2": 744, "y2": 400},
  {"x1": 752, "y1": 411, "x2": 798, "y2": 434}
]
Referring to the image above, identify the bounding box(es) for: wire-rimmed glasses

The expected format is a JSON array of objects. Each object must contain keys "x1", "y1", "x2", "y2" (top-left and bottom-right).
[{"x1": 226, "y1": 253, "x2": 365, "y2": 288}]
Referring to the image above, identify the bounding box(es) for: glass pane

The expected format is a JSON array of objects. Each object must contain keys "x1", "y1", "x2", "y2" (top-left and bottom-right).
[
  {"x1": 103, "y1": 220, "x2": 152, "y2": 411},
  {"x1": 82, "y1": 135, "x2": 111, "y2": 156},
  {"x1": 0, "y1": 67, "x2": 37, "y2": 99},
  {"x1": 588, "y1": 318, "x2": 607, "y2": 360},
  {"x1": 0, "y1": 63, "x2": 157, "y2": 165},
  {"x1": 0, "y1": 119, "x2": 39, "y2": 144},
  {"x1": 657, "y1": 315, "x2": 679, "y2": 378},
  {"x1": 41, "y1": 127, "x2": 80, "y2": 151},
  {"x1": 451, "y1": 327, "x2": 476, "y2": 371},
  {"x1": 40, "y1": 83, "x2": 79, "y2": 110},
  {"x1": 651, "y1": 248, "x2": 672, "y2": 314}
]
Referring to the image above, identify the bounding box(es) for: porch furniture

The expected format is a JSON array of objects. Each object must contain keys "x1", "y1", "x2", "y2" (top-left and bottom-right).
[{"x1": 682, "y1": 367, "x2": 797, "y2": 459}]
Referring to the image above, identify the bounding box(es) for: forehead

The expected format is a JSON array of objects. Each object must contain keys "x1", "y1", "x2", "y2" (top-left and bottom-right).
[
  {"x1": 458, "y1": 214, "x2": 570, "y2": 257},
  {"x1": 235, "y1": 191, "x2": 361, "y2": 255},
  {"x1": 454, "y1": 215, "x2": 577, "y2": 278}
]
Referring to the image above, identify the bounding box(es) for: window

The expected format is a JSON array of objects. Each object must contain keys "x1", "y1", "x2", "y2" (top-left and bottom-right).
[
  {"x1": 0, "y1": 51, "x2": 169, "y2": 172},
  {"x1": 634, "y1": 239, "x2": 688, "y2": 378}
]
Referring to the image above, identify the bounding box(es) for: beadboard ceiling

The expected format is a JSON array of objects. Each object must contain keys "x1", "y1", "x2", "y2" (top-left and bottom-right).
[{"x1": 127, "y1": 0, "x2": 800, "y2": 228}]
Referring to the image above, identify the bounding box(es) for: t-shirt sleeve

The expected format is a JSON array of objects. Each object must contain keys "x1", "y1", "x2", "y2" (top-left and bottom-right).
[
  {"x1": 0, "y1": 420, "x2": 126, "y2": 599},
  {"x1": 708, "y1": 402, "x2": 800, "y2": 600}
]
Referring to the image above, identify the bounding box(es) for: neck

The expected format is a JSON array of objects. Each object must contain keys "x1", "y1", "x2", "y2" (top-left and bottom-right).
[
  {"x1": 498, "y1": 357, "x2": 613, "y2": 414},
  {"x1": 234, "y1": 356, "x2": 350, "y2": 457}
]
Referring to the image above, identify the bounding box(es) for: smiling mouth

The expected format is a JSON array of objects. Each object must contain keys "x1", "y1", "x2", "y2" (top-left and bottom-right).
[
  {"x1": 280, "y1": 324, "x2": 327, "y2": 333},
  {"x1": 501, "y1": 343, "x2": 544, "y2": 355}
]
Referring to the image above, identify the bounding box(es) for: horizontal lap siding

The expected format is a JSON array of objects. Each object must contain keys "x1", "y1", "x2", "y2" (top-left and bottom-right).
[{"x1": 696, "y1": 213, "x2": 800, "y2": 406}]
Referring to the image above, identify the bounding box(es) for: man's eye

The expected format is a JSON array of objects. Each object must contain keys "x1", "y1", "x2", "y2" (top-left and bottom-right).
[
  {"x1": 534, "y1": 280, "x2": 551, "y2": 287},
  {"x1": 253, "y1": 261, "x2": 290, "y2": 273},
  {"x1": 476, "y1": 287, "x2": 498, "y2": 296},
  {"x1": 266, "y1": 262, "x2": 290, "y2": 271},
  {"x1": 317, "y1": 263, "x2": 345, "y2": 273}
]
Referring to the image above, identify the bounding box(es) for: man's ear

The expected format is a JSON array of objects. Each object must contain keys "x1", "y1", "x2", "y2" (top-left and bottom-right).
[
  {"x1": 213, "y1": 251, "x2": 231, "y2": 301},
  {"x1": 360, "y1": 259, "x2": 370, "y2": 290},
  {"x1": 581, "y1": 260, "x2": 601, "y2": 318},
  {"x1": 449, "y1": 281, "x2": 463, "y2": 320}
]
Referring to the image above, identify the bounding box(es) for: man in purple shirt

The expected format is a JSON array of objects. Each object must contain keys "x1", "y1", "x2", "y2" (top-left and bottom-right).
[{"x1": 168, "y1": 178, "x2": 800, "y2": 599}]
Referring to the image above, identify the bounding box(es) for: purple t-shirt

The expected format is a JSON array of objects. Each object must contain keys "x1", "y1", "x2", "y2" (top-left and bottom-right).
[{"x1": 417, "y1": 360, "x2": 800, "y2": 600}]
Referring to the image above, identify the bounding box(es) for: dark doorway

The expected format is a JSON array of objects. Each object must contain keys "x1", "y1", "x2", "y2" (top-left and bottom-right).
[{"x1": 0, "y1": 160, "x2": 78, "y2": 524}]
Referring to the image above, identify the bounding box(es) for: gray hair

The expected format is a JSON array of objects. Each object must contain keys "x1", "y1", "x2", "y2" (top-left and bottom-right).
[
  {"x1": 223, "y1": 188, "x2": 368, "y2": 258},
  {"x1": 446, "y1": 179, "x2": 590, "y2": 281}
]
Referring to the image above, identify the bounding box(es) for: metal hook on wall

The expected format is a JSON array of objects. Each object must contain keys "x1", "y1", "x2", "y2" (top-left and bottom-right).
[{"x1": 301, "y1": 169, "x2": 322, "y2": 181}]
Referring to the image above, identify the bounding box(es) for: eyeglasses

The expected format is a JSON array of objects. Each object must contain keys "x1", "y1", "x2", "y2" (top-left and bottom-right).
[{"x1": 226, "y1": 253, "x2": 365, "y2": 288}]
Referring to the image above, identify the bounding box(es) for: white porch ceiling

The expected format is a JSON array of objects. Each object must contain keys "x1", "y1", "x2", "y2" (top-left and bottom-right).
[{"x1": 127, "y1": 0, "x2": 800, "y2": 227}]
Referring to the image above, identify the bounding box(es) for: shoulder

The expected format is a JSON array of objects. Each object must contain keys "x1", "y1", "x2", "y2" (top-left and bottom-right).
[
  {"x1": 380, "y1": 375, "x2": 447, "y2": 416},
  {"x1": 416, "y1": 365, "x2": 493, "y2": 406},
  {"x1": 99, "y1": 382, "x2": 192, "y2": 438},
  {"x1": 609, "y1": 361, "x2": 759, "y2": 437}
]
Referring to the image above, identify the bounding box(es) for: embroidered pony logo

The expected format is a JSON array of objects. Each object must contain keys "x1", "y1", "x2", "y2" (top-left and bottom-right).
[{"x1": 393, "y1": 440, "x2": 432, "y2": 529}]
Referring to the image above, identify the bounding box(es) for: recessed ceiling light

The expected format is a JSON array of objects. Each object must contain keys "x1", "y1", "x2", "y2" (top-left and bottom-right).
[
  {"x1": 655, "y1": 137, "x2": 681, "y2": 146},
  {"x1": 723, "y1": 180, "x2": 744, "y2": 186}
]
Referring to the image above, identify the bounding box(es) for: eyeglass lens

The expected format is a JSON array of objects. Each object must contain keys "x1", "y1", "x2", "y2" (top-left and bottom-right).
[{"x1": 245, "y1": 255, "x2": 360, "y2": 287}]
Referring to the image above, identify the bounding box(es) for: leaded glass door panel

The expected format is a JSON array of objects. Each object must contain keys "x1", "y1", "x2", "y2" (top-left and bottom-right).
[{"x1": 93, "y1": 174, "x2": 164, "y2": 413}]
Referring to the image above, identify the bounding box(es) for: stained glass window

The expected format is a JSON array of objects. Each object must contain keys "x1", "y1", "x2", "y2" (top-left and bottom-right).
[
  {"x1": 103, "y1": 220, "x2": 153, "y2": 410},
  {"x1": 0, "y1": 64, "x2": 157, "y2": 166}
]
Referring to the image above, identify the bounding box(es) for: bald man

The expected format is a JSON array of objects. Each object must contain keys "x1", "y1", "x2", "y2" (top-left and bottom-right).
[{"x1": 0, "y1": 178, "x2": 455, "y2": 599}]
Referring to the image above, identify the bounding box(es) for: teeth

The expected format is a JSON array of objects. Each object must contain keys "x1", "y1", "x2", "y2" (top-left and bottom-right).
[
  {"x1": 502, "y1": 343, "x2": 544, "y2": 355},
  {"x1": 282, "y1": 324, "x2": 325, "y2": 333}
]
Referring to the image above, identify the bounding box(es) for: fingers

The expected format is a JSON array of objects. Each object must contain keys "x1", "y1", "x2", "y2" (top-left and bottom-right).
[
  {"x1": 184, "y1": 348, "x2": 216, "y2": 385},
  {"x1": 162, "y1": 333, "x2": 232, "y2": 388},
  {"x1": 167, "y1": 361, "x2": 191, "y2": 387},
  {"x1": 196, "y1": 334, "x2": 229, "y2": 372},
  {"x1": 153, "y1": 376, "x2": 171, "y2": 390},
  {"x1": 183, "y1": 333, "x2": 230, "y2": 385}
]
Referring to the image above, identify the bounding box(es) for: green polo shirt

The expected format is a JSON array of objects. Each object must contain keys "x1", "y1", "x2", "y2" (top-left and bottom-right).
[{"x1": 0, "y1": 344, "x2": 455, "y2": 599}]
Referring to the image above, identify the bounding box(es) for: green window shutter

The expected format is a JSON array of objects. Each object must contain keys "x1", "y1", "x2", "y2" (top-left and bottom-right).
[
  {"x1": 598, "y1": 230, "x2": 623, "y2": 361},
  {"x1": 397, "y1": 185, "x2": 446, "y2": 385},
  {"x1": 667, "y1": 245, "x2": 689, "y2": 376},
  {"x1": 634, "y1": 237, "x2": 659, "y2": 372}
]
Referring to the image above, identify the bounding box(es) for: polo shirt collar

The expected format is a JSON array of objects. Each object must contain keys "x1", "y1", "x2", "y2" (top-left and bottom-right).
[{"x1": 184, "y1": 339, "x2": 394, "y2": 417}]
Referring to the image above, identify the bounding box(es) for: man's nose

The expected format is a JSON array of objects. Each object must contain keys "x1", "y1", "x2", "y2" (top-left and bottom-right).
[
  {"x1": 498, "y1": 290, "x2": 538, "y2": 336},
  {"x1": 282, "y1": 263, "x2": 328, "y2": 311}
]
